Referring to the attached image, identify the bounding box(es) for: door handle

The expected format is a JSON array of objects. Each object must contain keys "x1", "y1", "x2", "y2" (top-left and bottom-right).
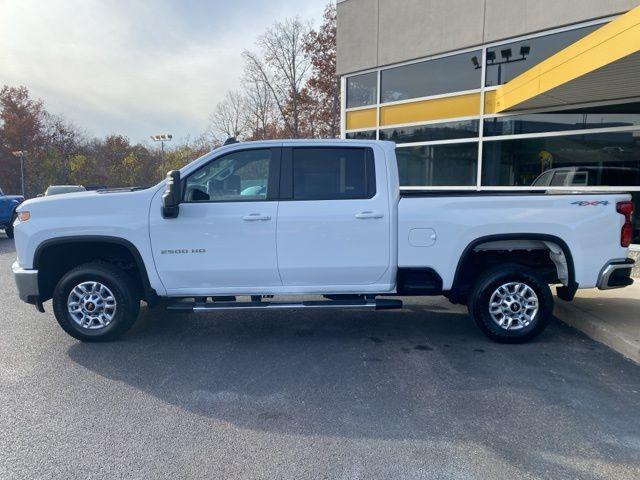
[
  {"x1": 355, "y1": 211, "x2": 384, "y2": 219},
  {"x1": 242, "y1": 213, "x2": 271, "y2": 221}
]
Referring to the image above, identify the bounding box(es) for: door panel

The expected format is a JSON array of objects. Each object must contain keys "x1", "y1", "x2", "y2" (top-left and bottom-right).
[
  {"x1": 151, "y1": 201, "x2": 280, "y2": 291},
  {"x1": 149, "y1": 147, "x2": 281, "y2": 293},
  {"x1": 276, "y1": 147, "x2": 391, "y2": 287}
]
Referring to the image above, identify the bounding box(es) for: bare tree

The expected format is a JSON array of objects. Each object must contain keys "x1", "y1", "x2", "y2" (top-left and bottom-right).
[
  {"x1": 207, "y1": 91, "x2": 248, "y2": 143},
  {"x1": 242, "y1": 18, "x2": 311, "y2": 138},
  {"x1": 242, "y1": 64, "x2": 276, "y2": 140}
]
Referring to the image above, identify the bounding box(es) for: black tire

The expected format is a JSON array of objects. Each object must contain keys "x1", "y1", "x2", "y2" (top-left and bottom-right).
[
  {"x1": 52, "y1": 262, "x2": 140, "y2": 342},
  {"x1": 468, "y1": 264, "x2": 553, "y2": 343}
]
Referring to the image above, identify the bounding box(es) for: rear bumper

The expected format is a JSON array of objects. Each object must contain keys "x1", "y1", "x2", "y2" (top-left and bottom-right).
[
  {"x1": 597, "y1": 258, "x2": 635, "y2": 290},
  {"x1": 12, "y1": 261, "x2": 39, "y2": 304}
]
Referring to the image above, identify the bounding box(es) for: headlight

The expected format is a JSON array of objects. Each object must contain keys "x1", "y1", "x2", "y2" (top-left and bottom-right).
[{"x1": 17, "y1": 211, "x2": 30, "y2": 222}]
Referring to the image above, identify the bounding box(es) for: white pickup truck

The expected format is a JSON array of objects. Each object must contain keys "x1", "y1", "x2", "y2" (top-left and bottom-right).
[{"x1": 11, "y1": 140, "x2": 635, "y2": 343}]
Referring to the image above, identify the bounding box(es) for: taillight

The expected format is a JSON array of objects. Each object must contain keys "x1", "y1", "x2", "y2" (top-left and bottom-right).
[{"x1": 616, "y1": 201, "x2": 633, "y2": 247}]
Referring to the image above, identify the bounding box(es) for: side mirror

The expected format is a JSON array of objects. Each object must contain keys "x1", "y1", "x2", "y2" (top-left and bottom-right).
[{"x1": 162, "y1": 170, "x2": 181, "y2": 219}]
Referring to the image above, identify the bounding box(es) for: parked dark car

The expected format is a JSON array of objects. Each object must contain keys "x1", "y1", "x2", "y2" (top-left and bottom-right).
[{"x1": 0, "y1": 187, "x2": 24, "y2": 239}]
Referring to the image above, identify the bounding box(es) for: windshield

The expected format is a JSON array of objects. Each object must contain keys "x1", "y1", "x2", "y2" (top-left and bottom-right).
[{"x1": 45, "y1": 186, "x2": 86, "y2": 196}]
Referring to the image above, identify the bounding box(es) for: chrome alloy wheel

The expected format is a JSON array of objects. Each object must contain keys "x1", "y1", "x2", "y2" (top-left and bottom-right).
[
  {"x1": 67, "y1": 281, "x2": 117, "y2": 330},
  {"x1": 488, "y1": 282, "x2": 539, "y2": 330}
]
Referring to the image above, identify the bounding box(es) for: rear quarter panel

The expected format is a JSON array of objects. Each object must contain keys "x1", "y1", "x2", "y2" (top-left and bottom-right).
[{"x1": 399, "y1": 193, "x2": 630, "y2": 289}]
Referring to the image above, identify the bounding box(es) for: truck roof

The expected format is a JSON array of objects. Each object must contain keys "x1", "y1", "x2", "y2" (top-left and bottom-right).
[{"x1": 215, "y1": 139, "x2": 394, "y2": 148}]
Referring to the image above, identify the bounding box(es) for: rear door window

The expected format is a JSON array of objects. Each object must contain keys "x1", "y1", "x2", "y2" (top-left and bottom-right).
[{"x1": 291, "y1": 148, "x2": 375, "y2": 200}]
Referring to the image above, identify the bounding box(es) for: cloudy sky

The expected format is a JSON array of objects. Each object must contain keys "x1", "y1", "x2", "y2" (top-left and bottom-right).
[{"x1": 0, "y1": 0, "x2": 328, "y2": 143}]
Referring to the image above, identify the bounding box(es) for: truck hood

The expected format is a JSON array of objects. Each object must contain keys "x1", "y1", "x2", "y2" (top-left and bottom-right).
[
  {"x1": 4, "y1": 195, "x2": 24, "y2": 203},
  {"x1": 16, "y1": 186, "x2": 160, "y2": 214}
]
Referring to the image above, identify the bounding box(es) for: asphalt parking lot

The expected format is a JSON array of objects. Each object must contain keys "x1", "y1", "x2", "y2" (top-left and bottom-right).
[{"x1": 1, "y1": 235, "x2": 639, "y2": 480}]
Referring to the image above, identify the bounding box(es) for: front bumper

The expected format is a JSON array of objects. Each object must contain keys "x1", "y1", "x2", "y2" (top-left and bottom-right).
[
  {"x1": 12, "y1": 261, "x2": 39, "y2": 304},
  {"x1": 597, "y1": 258, "x2": 635, "y2": 290}
]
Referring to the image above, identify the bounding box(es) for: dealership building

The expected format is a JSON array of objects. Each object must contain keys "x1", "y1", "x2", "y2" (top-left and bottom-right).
[{"x1": 337, "y1": 0, "x2": 640, "y2": 245}]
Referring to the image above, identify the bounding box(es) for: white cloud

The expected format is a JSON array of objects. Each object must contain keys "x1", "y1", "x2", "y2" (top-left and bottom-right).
[{"x1": 0, "y1": 0, "x2": 328, "y2": 143}]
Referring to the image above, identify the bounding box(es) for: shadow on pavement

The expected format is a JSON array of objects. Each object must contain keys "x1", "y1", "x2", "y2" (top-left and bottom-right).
[{"x1": 67, "y1": 301, "x2": 640, "y2": 479}]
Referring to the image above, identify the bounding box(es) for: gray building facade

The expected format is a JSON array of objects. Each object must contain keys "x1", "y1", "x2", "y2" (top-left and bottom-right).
[{"x1": 337, "y1": 0, "x2": 638, "y2": 75}]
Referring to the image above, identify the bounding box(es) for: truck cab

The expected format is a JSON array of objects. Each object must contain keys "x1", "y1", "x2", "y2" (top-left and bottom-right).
[{"x1": 151, "y1": 141, "x2": 397, "y2": 296}]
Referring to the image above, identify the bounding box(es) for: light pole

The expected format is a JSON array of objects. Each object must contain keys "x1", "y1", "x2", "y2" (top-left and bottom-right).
[
  {"x1": 12, "y1": 150, "x2": 26, "y2": 197},
  {"x1": 479, "y1": 45, "x2": 532, "y2": 85},
  {"x1": 150, "y1": 134, "x2": 173, "y2": 178}
]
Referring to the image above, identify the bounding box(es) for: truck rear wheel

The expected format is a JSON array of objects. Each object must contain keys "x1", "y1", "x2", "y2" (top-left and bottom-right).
[
  {"x1": 52, "y1": 262, "x2": 140, "y2": 342},
  {"x1": 468, "y1": 264, "x2": 552, "y2": 343}
]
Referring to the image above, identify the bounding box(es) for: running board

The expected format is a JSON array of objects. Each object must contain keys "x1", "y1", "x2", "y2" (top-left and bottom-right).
[{"x1": 166, "y1": 298, "x2": 403, "y2": 312}]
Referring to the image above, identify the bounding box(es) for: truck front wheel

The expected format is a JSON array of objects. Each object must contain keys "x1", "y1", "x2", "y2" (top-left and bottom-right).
[
  {"x1": 52, "y1": 262, "x2": 140, "y2": 342},
  {"x1": 468, "y1": 264, "x2": 553, "y2": 343}
]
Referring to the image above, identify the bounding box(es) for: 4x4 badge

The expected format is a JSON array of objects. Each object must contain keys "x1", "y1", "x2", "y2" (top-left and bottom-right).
[{"x1": 571, "y1": 201, "x2": 610, "y2": 206}]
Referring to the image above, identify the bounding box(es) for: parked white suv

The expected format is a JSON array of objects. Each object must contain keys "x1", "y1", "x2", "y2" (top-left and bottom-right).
[{"x1": 12, "y1": 140, "x2": 635, "y2": 343}]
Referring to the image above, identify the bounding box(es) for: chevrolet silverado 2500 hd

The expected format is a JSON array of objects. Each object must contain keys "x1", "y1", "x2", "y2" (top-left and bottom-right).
[{"x1": 11, "y1": 140, "x2": 635, "y2": 343}]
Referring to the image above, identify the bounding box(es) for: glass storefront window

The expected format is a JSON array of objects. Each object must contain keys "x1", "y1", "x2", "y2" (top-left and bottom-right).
[
  {"x1": 345, "y1": 130, "x2": 377, "y2": 140},
  {"x1": 484, "y1": 103, "x2": 640, "y2": 136},
  {"x1": 380, "y1": 119, "x2": 479, "y2": 143},
  {"x1": 481, "y1": 131, "x2": 640, "y2": 187},
  {"x1": 396, "y1": 143, "x2": 478, "y2": 186},
  {"x1": 485, "y1": 25, "x2": 599, "y2": 87},
  {"x1": 346, "y1": 72, "x2": 378, "y2": 108},
  {"x1": 381, "y1": 50, "x2": 482, "y2": 103}
]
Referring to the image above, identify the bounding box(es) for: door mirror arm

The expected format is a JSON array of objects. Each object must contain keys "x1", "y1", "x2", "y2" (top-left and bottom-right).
[{"x1": 162, "y1": 170, "x2": 181, "y2": 219}]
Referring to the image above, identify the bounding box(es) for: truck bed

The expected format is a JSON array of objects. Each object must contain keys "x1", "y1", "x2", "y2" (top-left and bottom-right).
[{"x1": 398, "y1": 191, "x2": 630, "y2": 290}]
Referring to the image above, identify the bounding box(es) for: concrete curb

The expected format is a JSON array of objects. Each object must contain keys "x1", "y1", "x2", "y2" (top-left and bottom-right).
[
  {"x1": 554, "y1": 297, "x2": 640, "y2": 365},
  {"x1": 629, "y1": 249, "x2": 640, "y2": 278}
]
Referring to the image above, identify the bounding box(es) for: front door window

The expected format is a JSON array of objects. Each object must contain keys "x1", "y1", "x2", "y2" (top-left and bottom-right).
[{"x1": 184, "y1": 149, "x2": 272, "y2": 202}]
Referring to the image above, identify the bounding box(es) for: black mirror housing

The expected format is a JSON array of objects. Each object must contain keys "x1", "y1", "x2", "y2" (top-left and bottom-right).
[{"x1": 162, "y1": 170, "x2": 181, "y2": 219}]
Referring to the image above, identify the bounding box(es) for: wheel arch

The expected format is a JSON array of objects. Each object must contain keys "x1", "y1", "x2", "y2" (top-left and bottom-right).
[
  {"x1": 33, "y1": 235, "x2": 157, "y2": 304},
  {"x1": 451, "y1": 233, "x2": 577, "y2": 299}
]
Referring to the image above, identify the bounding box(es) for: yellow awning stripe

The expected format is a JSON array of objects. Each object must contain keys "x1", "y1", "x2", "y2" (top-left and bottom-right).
[
  {"x1": 345, "y1": 108, "x2": 377, "y2": 130},
  {"x1": 379, "y1": 93, "x2": 480, "y2": 126},
  {"x1": 493, "y1": 4, "x2": 640, "y2": 112}
]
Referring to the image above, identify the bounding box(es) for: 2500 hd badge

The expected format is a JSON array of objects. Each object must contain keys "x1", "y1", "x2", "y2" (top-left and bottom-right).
[{"x1": 160, "y1": 248, "x2": 206, "y2": 254}]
